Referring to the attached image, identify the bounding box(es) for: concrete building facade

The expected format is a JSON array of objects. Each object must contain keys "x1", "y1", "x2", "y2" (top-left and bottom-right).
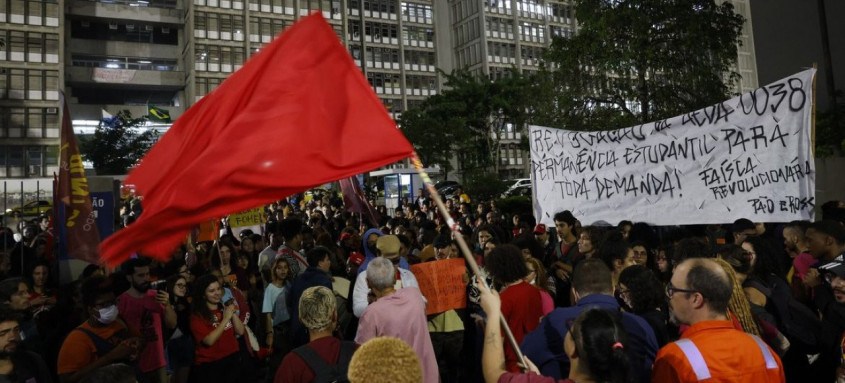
[{"x1": 1, "y1": 0, "x2": 757, "y2": 180}]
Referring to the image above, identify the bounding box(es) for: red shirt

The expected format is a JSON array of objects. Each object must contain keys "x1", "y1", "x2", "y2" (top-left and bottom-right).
[
  {"x1": 190, "y1": 309, "x2": 239, "y2": 364},
  {"x1": 275, "y1": 336, "x2": 357, "y2": 383},
  {"x1": 500, "y1": 281, "x2": 543, "y2": 372}
]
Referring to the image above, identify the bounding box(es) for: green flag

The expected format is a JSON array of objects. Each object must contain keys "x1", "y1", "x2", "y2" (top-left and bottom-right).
[{"x1": 148, "y1": 105, "x2": 171, "y2": 122}]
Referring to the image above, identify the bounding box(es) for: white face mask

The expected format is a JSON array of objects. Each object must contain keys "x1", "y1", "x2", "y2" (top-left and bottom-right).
[{"x1": 97, "y1": 304, "x2": 119, "y2": 324}]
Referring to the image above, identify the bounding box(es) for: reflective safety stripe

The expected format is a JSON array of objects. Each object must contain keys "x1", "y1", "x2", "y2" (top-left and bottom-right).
[
  {"x1": 750, "y1": 335, "x2": 779, "y2": 370},
  {"x1": 674, "y1": 339, "x2": 711, "y2": 381}
]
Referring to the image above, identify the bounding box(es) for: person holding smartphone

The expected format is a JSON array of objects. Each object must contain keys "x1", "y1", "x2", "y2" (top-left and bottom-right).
[
  {"x1": 117, "y1": 258, "x2": 176, "y2": 383},
  {"x1": 189, "y1": 274, "x2": 244, "y2": 383}
]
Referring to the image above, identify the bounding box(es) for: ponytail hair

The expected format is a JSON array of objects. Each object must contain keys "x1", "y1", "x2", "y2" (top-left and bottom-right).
[{"x1": 571, "y1": 309, "x2": 631, "y2": 383}]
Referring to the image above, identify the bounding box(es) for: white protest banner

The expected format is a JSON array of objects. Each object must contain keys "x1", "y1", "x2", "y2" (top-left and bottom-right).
[{"x1": 530, "y1": 69, "x2": 816, "y2": 226}]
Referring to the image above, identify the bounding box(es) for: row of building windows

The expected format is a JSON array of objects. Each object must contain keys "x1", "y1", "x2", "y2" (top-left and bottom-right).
[
  {"x1": 488, "y1": 41, "x2": 516, "y2": 59},
  {"x1": 454, "y1": 17, "x2": 481, "y2": 46},
  {"x1": 0, "y1": 107, "x2": 60, "y2": 139},
  {"x1": 194, "y1": 76, "x2": 223, "y2": 98},
  {"x1": 404, "y1": 49, "x2": 435, "y2": 66},
  {"x1": 194, "y1": 44, "x2": 246, "y2": 73},
  {"x1": 0, "y1": 145, "x2": 57, "y2": 178},
  {"x1": 455, "y1": 42, "x2": 482, "y2": 68},
  {"x1": 366, "y1": 72, "x2": 436, "y2": 90},
  {"x1": 70, "y1": 20, "x2": 179, "y2": 45},
  {"x1": 71, "y1": 55, "x2": 178, "y2": 71},
  {"x1": 194, "y1": 12, "x2": 246, "y2": 41},
  {"x1": 346, "y1": 0, "x2": 397, "y2": 14},
  {"x1": 401, "y1": 2, "x2": 432, "y2": 24},
  {"x1": 195, "y1": 0, "x2": 244, "y2": 10},
  {"x1": 0, "y1": 69, "x2": 59, "y2": 101},
  {"x1": 0, "y1": 30, "x2": 59, "y2": 63},
  {"x1": 246, "y1": 17, "x2": 288, "y2": 42},
  {"x1": 453, "y1": 0, "x2": 480, "y2": 22},
  {"x1": 381, "y1": 97, "x2": 402, "y2": 113},
  {"x1": 0, "y1": 0, "x2": 59, "y2": 26}
]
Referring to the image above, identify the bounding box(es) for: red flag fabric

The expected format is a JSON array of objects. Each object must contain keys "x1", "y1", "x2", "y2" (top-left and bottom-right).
[
  {"x1": 57, "y1": 98, "x2": 101, "y2": 264},
  {"x1": 339, "y1": 176, "x2": 381, "y2": 227},
  {"x1": 98, "y1": 13, "x2": 414, "y2": 266}
]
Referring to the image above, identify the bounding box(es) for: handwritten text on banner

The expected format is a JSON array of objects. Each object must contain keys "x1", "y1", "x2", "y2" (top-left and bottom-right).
[{"x1": 530, "y1": 69, "x2": 816, "y2": 226}]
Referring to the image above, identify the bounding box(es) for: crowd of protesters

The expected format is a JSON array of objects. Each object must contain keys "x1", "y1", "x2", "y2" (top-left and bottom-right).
[{"x1": 0, "y1": 188, "x2": 845, "y2": 383}]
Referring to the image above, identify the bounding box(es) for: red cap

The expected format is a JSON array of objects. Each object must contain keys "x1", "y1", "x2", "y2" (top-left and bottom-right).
[
  {"x1": 339, "y1": 232, "x2": 353, "y2": 241},
  {"x1": 348, "y1": 251, "x2": 365, "y2": 266},
  {"x1": 533, "y1": 224, "x2": 547, "y2": 235}
]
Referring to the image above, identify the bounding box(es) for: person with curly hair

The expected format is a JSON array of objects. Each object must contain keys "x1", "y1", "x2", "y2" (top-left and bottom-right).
[
  {"x1": 485, "y1": 244, "x2": 543, "y2": 372},
  {"x1": 617, "y1": 265, "x2": 670, "y2": 347},
  {"x1": 348, "y1": 337, "x2": 421, "y2": 383}
]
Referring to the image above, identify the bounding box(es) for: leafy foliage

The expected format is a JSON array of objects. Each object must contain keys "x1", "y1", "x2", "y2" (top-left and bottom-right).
[
  {"x1": 79, "y1": 110, "x2": 158, "y2": 175},
  {"x1": 815, "y1": 91, "x2": 845, "y2": 157},
  {"x1": 463, "y1": 170, "x2": 509, "y2": 201},
  {"x1": 535, "y1": 0, "x2": 745, "y2": 130},
  {"x1": 399, "y1": 69, "x2": 534, "y2": 177}
]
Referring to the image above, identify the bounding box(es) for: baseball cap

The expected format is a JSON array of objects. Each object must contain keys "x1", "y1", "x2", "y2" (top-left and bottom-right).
[
  {"x1": 376, "y1": 235, "x2": 401, "y2": 255},
  {"x1": 819, "y1": 259, "x2": 845, "y2": 280},
  {"x1": 533, "y1": 224, "x2": 547, "y2": 235},
  {"x1": 339, "y1": 232, "x2": 353, "y2": 241}
]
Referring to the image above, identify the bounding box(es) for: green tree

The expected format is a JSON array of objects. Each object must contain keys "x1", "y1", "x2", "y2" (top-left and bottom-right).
[
  {"x1": 815, "y1": 90, "x2": 845, "y2": 157},
  {"x1": 398, "y1": 93, "x2": 469, "y2": 179},
  {"x1": 400, "y1": 69, "x2": 533, "y2": 178},
  {"x1": 79, "y1": 110, "x2": 158, "y2": 175},
  {"x1": 535, "y1": 0, "x2": 745, "y2": 130}
]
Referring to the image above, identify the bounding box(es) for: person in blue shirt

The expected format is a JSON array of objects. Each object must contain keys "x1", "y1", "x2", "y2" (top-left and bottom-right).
[{"x1": 520, "y1": 258, "x2": 659, "y2": 383}]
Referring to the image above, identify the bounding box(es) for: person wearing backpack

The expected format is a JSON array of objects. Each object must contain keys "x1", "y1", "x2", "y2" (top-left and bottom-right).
[
  {"x1": 276, "y1": 286, "x2": 356, "y2": 383},
  {"x1": 57, "y1": 276, "x2": 141, "y2": 383}
]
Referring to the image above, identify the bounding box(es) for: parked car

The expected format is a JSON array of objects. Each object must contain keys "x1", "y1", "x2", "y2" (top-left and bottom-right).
[
  {"x1": 506, "y1": 178, "x2": 531, "y2": 189},
  {"x1": 434, "y1": 180, "x2": 461, "y2": 191},
  {"x1": 5, "y1": 200, "x2": 52, "y2": 217},
  {"x1": 501, "y1": 185, "x2": 532, "y2": 198}
]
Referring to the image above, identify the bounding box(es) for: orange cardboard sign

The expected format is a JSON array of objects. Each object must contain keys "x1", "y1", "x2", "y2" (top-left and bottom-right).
[{"x1": 410, "y1": 258, "x2": 467, "y2": 315}]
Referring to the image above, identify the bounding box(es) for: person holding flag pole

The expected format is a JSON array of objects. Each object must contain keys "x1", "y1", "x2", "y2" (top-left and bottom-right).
[{"x1": 408, "y1": 155, "x2": 530, "y2": 373}]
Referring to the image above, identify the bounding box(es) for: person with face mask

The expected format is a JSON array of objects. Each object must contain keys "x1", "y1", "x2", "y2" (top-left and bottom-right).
[{"x1": 58, "y1": 276, "x2": 141, "y2": 383}]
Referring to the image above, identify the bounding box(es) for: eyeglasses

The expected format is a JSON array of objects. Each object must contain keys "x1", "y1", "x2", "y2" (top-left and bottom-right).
[{"x1": 665, "y1": 282, "x2": 698, "y2": 298}]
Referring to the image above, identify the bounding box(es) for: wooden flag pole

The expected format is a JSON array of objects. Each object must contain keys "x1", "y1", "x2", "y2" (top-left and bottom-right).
[{"x1": 409, "y1": 153, "x2": 528, "y2": 370}]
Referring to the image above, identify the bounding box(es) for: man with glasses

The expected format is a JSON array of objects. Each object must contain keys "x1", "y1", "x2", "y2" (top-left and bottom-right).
[
  {"x1": 58, "y1": 276, "x2": 141, "y2": 383},
  {"x1": 653, "y1": 258, "x2": 785, "y2": 383}
]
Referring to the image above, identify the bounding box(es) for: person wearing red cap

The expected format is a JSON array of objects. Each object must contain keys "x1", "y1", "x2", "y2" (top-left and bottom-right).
[{"x1": 533, "y1": 224, "x2": 554, "y2": 263}]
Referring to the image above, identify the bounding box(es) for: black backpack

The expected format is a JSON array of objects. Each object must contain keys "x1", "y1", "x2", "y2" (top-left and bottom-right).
[
  {"x1": 293, "y1": 341, "x2": 356, "y2": 383},
  {"x1": 746, "y1": 275, "x2": 821, "y2": 352}
]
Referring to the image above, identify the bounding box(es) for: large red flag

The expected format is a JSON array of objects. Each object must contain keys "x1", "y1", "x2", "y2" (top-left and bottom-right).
[
  {"x1": 99, "y1": 13, "x2": 414, "y2": 266},
  {"x1": 57, "y1": 97, "x2": 101, "y2": 264}
]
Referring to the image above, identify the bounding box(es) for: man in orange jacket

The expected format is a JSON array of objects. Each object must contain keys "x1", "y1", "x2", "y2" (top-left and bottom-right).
[{"x1": 652, "y1": 258, "x2": 786, "y2": 383}]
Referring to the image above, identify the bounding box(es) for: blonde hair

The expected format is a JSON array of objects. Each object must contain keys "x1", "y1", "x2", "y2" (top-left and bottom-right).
[
  {"x1": 348, "y1": 337, "x2": 422, "y2": 383},
  {"x1": 298, "y1": 286, "x2": 336, "y2": 332},
  {"x1": 713, "y1": 257, "x2": 760, "y2": 336}
]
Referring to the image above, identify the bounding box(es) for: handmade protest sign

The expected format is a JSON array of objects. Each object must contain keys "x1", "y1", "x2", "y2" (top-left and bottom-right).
[
  {"x1": 410, "y1": 258, "x2": 467, "y2": 315},
  {"x1": 228, "y1": 207, "x2": 265, "y2": 228},
  {"x1": 530, "y1": 69, "x2": 816, "y2": 226}
]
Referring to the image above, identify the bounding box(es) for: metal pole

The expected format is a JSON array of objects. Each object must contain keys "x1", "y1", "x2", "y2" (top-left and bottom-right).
[{"x1": 409, "y1": 153, "x2": 528, "y2": 370}]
